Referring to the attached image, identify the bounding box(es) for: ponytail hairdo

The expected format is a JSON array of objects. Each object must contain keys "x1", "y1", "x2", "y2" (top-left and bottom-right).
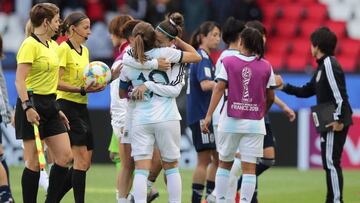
[
  {"x1": 156, "y1": 12, "x2": 184, "y2": 40},
  {"x1": 25, "y1": 20, "x2": 34, "y2": 37},
  {"x1": 240, "y1": 27, "x2": 265, "y2": 59},
  {"x1": 190, "y1": 21, "x2": 220, "y2": 49},
  {"x1": 132, "y1": 22, "x2": 157, "y2": 64},
  {"x1": 60, "y1": 12, "x2": 88, "y2": 36}
]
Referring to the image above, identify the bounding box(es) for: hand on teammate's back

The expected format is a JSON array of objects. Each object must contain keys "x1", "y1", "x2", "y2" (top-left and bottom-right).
[
  {"x1": 131, "y1": 84, "x2": 148, "y2": 101},
  {"x1": 157, "y1": 58, "x2": 171, "y2": 71}
]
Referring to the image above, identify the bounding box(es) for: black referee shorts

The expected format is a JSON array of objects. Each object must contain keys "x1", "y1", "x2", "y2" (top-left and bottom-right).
[
  {"x1": 58, "y1": 99, "x2": 94, "y2": 150},
  {"x1": 15, "y1": 94, "x2": 67, "y2": 140},
  {"x1": 263, "y1": 122, "x2": 276, "y2": 149},
  {"x1": 189, "y1": 120, "x2": 216, "y2": 152}
]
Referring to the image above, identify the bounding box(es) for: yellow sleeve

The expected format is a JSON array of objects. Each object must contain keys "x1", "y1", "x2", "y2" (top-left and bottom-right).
[
  {"x1": 56, "y1": 43, "x2": 67, "y2": 68},
  {"x1": 16, "y1": 39, "x2": 36, "y2": 64}
]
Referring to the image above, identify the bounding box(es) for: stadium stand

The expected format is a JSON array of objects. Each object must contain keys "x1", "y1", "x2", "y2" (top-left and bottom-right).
[
  {"x1": 0, "y1": 0, "x2": 359, "y2": 73},
  {"x1": 258, "y1": 0, "x2": 360, "y2": 72}
]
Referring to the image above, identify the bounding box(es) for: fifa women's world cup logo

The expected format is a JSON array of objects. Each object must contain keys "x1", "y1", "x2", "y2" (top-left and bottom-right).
[{"x1": 242, "y1": 67, "x2": 252, "y2": 103}]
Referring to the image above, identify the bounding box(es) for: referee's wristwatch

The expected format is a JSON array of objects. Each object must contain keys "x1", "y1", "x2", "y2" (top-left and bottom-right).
[
  {"x1": 80, "y1": 86, "x2": 87, "y2": 96},
  {"x1": 22, "y1": 100, "x2": 34, "y2": 112}
]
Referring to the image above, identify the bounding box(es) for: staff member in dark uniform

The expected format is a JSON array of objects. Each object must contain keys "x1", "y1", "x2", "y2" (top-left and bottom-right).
[
  {"x1": 277, "y1": 27, "x2": 352, "y2": 203},
  {"x1": 15, "y1": 3, "x2": 73, "y2": 203}
]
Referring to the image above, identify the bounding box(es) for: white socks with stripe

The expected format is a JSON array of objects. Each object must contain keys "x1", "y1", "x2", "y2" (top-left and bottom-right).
[
  {"x1": 227, "y1": 158, "x2": 242, "y2": 201},
  {"x1": 240, "y1": 174, "x2": 256, "y2": 203},
  {"x1": 165, "y1": 168, "x2": 182, "y2": 203},
  {"x1": 133, "y1": 169, "x2": 149, "y2": 203},
  {"x1": 215, "y1": 167, "x2": 230, "y2": 203},
  {"x1": 117, "y1": 198, "x2": 128, "y2": 203}
]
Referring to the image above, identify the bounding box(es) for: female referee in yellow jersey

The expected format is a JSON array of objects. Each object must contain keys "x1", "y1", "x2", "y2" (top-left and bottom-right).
[
  {"x1": 15, "y1": 3, "x2": 73, "y2": 203},
  {"x1": 55, "y1": 12, "x2": 105, "y2": 203}
]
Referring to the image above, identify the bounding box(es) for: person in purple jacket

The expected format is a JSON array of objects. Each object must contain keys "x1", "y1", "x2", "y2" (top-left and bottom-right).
[{"x1": 202, "y1": 27, "x2": 276, "y2": 203}]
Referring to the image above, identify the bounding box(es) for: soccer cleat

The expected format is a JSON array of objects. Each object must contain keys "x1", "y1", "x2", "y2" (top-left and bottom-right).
[
  {"x1": 0, "y1": 191, "x2": 15, "y2": 203},
  {"x1": 235, "y1": 191, "x2": 240, "y2": 203},
  {"x1": 147, "y1": 188, "x2": 159, "y2": 203},
  {"x1": 205, "y1": 194, "x2": 216, "y2": 203}
]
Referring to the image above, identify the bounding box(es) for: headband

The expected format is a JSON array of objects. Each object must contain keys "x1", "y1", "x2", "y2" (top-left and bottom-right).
[{"x1": 156, "y1": 25, "x2": 176, "y2": 39}]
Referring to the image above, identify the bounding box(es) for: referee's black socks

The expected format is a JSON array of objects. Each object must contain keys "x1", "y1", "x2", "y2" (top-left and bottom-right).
[
  {"x1": 22, "y1": 167, "x2": 40, "y2": 203},
  {"x1": 45, "y1": 163, "x2": 68, "y2": 203},
  {"x1": 57, "y1": 167, "x2": 73, "y2": 202},
  {"x1": 72, "y1": 169, "x2": 86, "y2": 203}
]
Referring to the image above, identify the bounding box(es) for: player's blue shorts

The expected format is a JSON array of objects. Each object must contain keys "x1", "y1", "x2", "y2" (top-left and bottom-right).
[{"x1": 189, "y1": 120, "x2": 216, "y2": 152}]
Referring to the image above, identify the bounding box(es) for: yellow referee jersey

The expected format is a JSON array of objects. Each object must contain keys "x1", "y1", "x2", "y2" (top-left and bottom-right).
[
  {"x1": 56, "y1": 40, "x2": 89, "y2": 104},
  {"x1": 16, "y1": 34, "x2": 60, "y2": 95}
]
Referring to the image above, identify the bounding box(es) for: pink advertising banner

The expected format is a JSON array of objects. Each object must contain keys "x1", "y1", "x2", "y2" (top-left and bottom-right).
[{"x1": 309, "y1": 115, "x2": 360, "y2": 169}]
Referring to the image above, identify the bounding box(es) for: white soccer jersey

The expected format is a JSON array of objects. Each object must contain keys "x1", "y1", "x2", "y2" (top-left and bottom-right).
[
  {"x1": 110, "y1": 59, "x2": 128, "y2": 128},
  {"x1": 213, "y1": 49, "x2": 240, "y2": 126},
  {"x1": 111, "y1": 45, "x2": 160, "y2": 129},
  {"x1": 216, "y1": 54, "x2": 276, "y2": 135},
  {"x1": 121, "y1": 47, "x2": 185, "y2": 126}
]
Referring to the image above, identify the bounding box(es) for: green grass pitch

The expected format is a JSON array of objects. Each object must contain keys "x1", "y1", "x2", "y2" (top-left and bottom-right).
[{"x1": 9, "y1": 165, "x2": 360, "y2": 202}]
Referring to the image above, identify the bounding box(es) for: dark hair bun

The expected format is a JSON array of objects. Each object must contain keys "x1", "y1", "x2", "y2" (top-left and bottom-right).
[{"x1": 168, "y1": 12, "x2": 184, "y2": 28}]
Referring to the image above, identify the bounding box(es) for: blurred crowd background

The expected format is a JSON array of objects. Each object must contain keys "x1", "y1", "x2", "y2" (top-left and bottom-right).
[
  {"x1": 1, "y1": 0, "x2": 360, "y2": 73},
  {"x1": 1, "y1": 0, "x2": 360, "y2": 169}
]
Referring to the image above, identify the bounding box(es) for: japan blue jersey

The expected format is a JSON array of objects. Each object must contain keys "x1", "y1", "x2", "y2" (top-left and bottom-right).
[{"x1": 186, "y1": 49, "x2": 215, "y2": 125}]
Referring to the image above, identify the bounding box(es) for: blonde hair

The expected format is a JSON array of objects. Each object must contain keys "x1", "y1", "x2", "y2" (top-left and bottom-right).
[{"x1": 25, "y1": 20, "x2": 34, "y2": 37}]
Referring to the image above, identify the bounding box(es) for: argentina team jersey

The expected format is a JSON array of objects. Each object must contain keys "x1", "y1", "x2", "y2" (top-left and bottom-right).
[{"x1": 121, "y1": 47, "x2": 185, "y2": 126}]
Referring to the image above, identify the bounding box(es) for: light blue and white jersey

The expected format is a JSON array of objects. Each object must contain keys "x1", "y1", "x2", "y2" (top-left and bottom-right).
[
  {"x1": 217, "y1": 54, "x2": 276, "y2": 135},
  {"x1": 112, "y1": 46, "x2": 159, "y2": 128},
  {"x1": 122, "y1": 47, "x2": 185, "y2": 126},
  {"x1": 213, "y1": 49, "x2": 240, "y2": 126}
]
